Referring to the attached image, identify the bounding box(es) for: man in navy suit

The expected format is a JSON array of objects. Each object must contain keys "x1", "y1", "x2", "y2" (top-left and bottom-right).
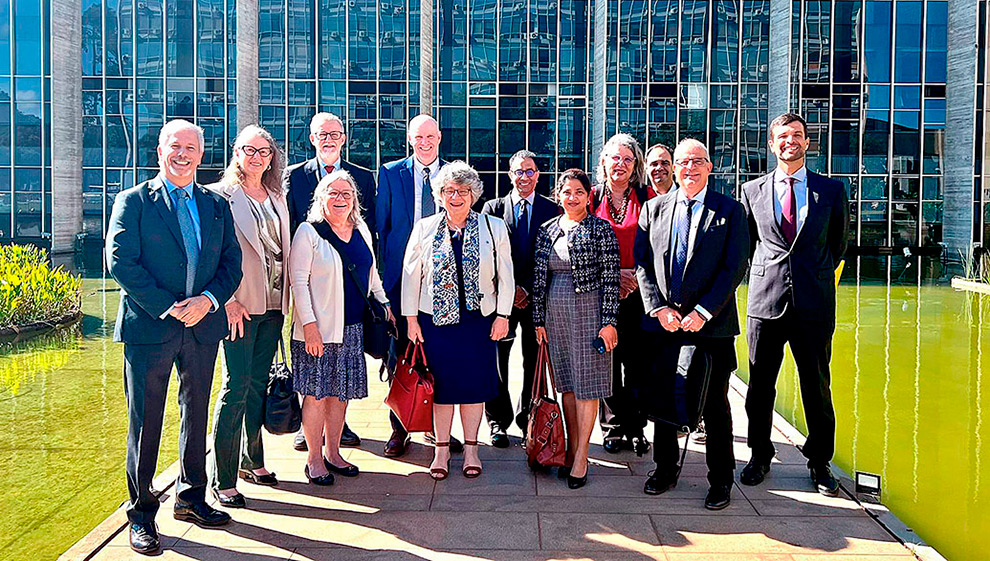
[
  {"x1": 283, "y1": 111, "x2": 372, "y2": 450},
  {"x1": 739, "y1": 113, "x2": 849, "y2": 497},
  {"x1": 106, "y1": 120, "x2": 242, "y2": 554},
  {"x1": 375, "y1": 114, "x2": 452, "y2": 457},
  {"x1": 481, "y1": 150, "x2": 559, "y2": 447}
]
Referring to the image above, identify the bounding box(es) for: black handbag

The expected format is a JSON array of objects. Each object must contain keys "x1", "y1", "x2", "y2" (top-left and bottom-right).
[
  {"x1": 264, "y1": 338, "x2": 302, "y2": 435},
  {"x1": 311, "y1": 221, "x2": 397, "y2": 360}
]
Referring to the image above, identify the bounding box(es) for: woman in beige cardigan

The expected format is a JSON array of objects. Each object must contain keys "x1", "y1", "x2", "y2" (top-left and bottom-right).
[
  {"x1": 290, "y1": 170, "x2": 392, "y2": 485},
  {"x1": 208, "y1": 124, "x2": 290, "y2": 508}
]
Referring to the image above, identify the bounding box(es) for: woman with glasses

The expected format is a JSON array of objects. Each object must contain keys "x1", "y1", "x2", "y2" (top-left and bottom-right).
[
  {"x1": 402, "y1": 161, "x2": 514, "y2": 481},
  {"x1": 592, "y1": 133, "x2": 652, "y2": 457},
  {"x1": 289, "y1": 170, "x2": 391, "y2": 485},
  {"x1": 207, "y1": 125, "x2": 289, "y2": 508}
]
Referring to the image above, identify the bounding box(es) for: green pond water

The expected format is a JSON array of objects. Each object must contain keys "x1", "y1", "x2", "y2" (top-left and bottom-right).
[{"x1": 0, "y1": 277, "x2": 987, "y2": 559}]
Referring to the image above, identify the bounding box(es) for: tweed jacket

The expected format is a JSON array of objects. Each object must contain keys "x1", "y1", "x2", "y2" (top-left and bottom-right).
[{"x1": 531, "y1": 214, "x2": 620, "y2": 329}]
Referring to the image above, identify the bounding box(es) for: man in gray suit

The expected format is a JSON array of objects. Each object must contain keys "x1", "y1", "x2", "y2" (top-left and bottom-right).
[
  {"x1": 106, "y1": 119, "x2": 242, "y2": 554},
  {"x1": 739, "y1": 113, "x2": 849, "y2": 497}
]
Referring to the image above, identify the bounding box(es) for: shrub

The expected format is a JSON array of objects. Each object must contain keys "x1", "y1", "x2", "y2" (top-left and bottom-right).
[{"x1": 0, "y1": 244, "x2": 82, "y2": 329}]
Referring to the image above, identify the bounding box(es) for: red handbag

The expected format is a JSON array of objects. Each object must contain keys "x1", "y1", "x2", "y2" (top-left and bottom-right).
[
  {"x1": 385, "y1": 342, "x2": 435, "y2": 433},
  {"x1": 525, "y1": 342, "x2": 567, "y2": 470}
]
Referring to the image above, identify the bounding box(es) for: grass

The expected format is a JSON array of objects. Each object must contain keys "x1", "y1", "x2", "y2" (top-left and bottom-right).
[{"x1": 0, "y1": 244, "x2": 82, "y2": 330}]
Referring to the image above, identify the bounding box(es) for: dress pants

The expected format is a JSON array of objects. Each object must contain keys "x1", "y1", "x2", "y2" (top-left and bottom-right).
[
  {"x1": 745, "y1": 309, "x2": 836, "y2": 466},
  {"x1": 652, "y1": 333, "x2": 736, "y2": 487},
  {"x1": 124, "y1": 329, "x2": 220, "y2": 524},
  {"x1": 485, "y1": 304, "x2": 539, "y2": 432},
  {"x1": 210, "y1": 310, "x2": 283, "y2": 490},
  {"x1": 600, "y1": 292, "x2": 649, "y2": 440}
]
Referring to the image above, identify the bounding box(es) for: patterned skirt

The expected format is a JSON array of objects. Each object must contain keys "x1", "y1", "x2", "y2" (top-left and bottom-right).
[
  {"x1": 545, "y1": 272, "x2": 613, "y2": 400},
  {"x1": 291, "y1": 324, "x2": 368, "y2": 401}
]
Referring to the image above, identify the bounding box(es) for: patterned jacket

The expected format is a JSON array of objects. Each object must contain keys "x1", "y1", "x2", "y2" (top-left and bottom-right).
[{"x1": 531, "y1": 214, "x2": 621, "y2": 328}]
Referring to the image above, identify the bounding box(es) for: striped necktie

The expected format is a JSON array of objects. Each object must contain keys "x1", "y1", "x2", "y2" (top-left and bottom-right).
[{"x1": 174, "y1": 189, "x2": 200, "y2": 297}]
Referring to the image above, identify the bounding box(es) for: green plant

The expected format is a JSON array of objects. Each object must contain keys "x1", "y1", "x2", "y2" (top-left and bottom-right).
[{"x1": 0, "y1": 244, "x2": 82, "y2": 329}]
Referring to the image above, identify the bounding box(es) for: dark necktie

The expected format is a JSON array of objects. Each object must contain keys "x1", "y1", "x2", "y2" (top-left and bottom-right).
[
  {"x1": 422, "y1": 167, "x2": 435, "y2": 217},
  {"x1": 670, "y1": 198, "x2": 695, "y2": 305},
  {"x1": 174, "y1": 189, "x2": 200, "y2": 297},
  {"x1": 516, "y1": 199, "x2": 529, "y2": 244},
  {"x1": 781, "y1": 176, "x2": 797, "y2": 244}
]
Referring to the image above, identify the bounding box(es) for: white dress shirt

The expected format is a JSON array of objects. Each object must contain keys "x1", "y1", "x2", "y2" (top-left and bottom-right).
[
  {"x1": 668, "y1": 186, "x2": 712, "y2": 321},
  {"x1": 412, "y1": 158, "x2": 442, "y2": 223},
  {"x1": 772, "y1": 166, "x2": 809, "y2": 234}
]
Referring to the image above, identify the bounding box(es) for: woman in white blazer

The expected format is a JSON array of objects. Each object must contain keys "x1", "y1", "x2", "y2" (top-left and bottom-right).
[
  {"x1": 207, "y1": 125, "x2": 289, "y2": 508},
  {"x1": 402, "y1": 161, "x2": 514, "y2": 481},
  {"x1": 289, "y1": 169, "x2": 392, "y2": 485}
]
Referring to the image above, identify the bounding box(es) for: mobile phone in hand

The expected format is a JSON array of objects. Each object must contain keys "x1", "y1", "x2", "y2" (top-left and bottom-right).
[{"x1": 592, "y1": 336, "x2": 607, "y2": 354}]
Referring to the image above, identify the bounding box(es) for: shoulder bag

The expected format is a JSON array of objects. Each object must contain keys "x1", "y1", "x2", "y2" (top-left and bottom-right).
[{"x1": 264, "y1": 338, "x2": 302, "y2": 435}]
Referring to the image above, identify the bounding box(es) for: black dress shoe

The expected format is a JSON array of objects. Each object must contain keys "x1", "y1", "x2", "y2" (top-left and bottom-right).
[
  {"x1": 425, "y1": 432, "x2": 463, "y2": 452},
  {"x1": 490, "y1": 428, "x2": 509, "y2": 449},
  {"x1": 810, "y1": 464, "x2": 840, "y2": 497},
  {"x1": 602, "y1": 437, "x2": 624, "y2": 454},
  {"x1": 304, "y1": 464, "x2": 335, "y2": 486},
  {"x1": 739, "y1": 458, "x2": 771, "y2": 486},
  {"x1": 340, "y1": 424, "x2": 361, "y2": 447},
  {"x1": 293, "y1": 430, "x2": 308, "y2": 451},
  {"x1": 704, "y1": 484, "x2": 732, "y2": 510},
  {"x1": 384, "y1": 431, "x2": 411, "y2": 458},
  {"x1": 567, "y1": 472, "x2": 588, "y2": 489},
  {"x1": 643, "y1": 469, "x2": 678, "y2": 496},
  {"x1": 212, "y1": 488, "x2": 246, "y2": 508},
  {"x1": 173, "y1": 501, "x2": 231, "y2": 527},
  {"x1": 238, "y1": 469, "x2": 278, "y2": 486},
  {"x1": 129, "y1": 522, "x2": 160, "y2": 555},
  {"x1": 630, "y1": 435, "x2": 651, "y2": 457},
  {"x1": 324, "y1": 457, "x2": 360, "y2": 477}
]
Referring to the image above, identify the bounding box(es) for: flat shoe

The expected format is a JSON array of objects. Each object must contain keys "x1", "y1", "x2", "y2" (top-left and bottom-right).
[
  {"x1": 324, "y1": 457, "x2": 359, "y2": 477},
  {"x1": 212, "y1": 488, "x2": 246, "y2": 508},
  {"x1": 304, "y1": 464, "x2": 335, "y2": 486},
  {"x1": 238, "y1": 469, "x2": 278, "y2": 486}
]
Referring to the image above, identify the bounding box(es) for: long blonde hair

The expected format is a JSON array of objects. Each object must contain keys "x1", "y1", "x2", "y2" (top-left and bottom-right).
[
  {"x1": 307, "y1": 169, "x2": 365, "y2": 226},
  {"x1": 221, "y1": 124, "x2": 285, "y2": 195}
]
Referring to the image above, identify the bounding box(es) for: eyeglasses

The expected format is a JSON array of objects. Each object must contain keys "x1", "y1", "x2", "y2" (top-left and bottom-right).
[
  {"x1": 315, "y1": 131, "x2": 345, "y2": 141},
  {"x1": 238, "y1": 145, "x2": 274, "y2": 157},
  {"x1": 608, "y1": 155, "x2": 636, "y2": 166},
  {"x1": 327, "y1": 190, "x2": 353, "y2": 200},
  {"x1": 512, "y1": 169, "x2": 537, "y2": 178},
  {"x1": 441, "y1": 188, "x2": 472, "y2": 198},
  {"x1": 674, "y1": 157, "x2": 709, "y2": 168}
]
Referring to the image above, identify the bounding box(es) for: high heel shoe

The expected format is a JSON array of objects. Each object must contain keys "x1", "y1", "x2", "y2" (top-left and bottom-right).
[
  {"x1": 567, "y1": 467, "x2": 588, "y2": 489},
  {"x1": 430, "y1": 441, "x2": 450, "y2": 481},
  {"x1": 462, "y1": 440, "x2": 482, "y2": 478}
]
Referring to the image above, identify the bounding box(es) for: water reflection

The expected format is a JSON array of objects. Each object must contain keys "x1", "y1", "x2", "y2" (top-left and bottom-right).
[{"x1": 0, "y1": 327, "x2": 79, "y2": 396}]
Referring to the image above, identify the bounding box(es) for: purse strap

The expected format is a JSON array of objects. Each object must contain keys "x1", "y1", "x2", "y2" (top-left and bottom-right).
[
  {"x1": 275, "y1": 337, "x2": 287, "y2": 366},
  {"x1": 531, "y1": 340, "x2": 558, "y2": 401},
  {"x1": 483, "y1": 214, "x2": 498, "y2": 300},
  {"x1": 312, "y1": 221, "x2": 380, "y2": 315}
]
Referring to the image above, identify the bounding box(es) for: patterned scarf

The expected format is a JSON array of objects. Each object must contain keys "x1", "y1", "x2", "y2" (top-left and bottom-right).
[{"x1": 431, "y1": 211, "x2": 481, "y2": 325}]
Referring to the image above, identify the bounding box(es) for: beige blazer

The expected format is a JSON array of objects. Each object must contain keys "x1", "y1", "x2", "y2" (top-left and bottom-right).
[
  {"x1": 289, "y1": 221, "x2": 387, "y2": 343},
  {"x1": 208, "y1": 182, "x2": 292, "y2": 315},
  {"x1": 401, "y1": 212, "x2": 515, "y2": 318}
]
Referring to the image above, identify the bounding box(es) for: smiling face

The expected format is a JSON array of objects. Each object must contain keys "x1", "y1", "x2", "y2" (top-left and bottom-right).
[
  {"x1": 408, "y1": 116, "x2": 441, "y2": 166},
  {"x1": 322, "y1": 178, "x2": 355, "y2": 224},
  {"x1": 509, "y1": 157, "x2": 540, "y2": 198},
  {"x1": 558, "y1": 178, "x2": 590, "y2": 219},
  {"x1": 672, "y1": 142, "x2": 713, "y2": 197},
  {"x1": 440, "y1": 181, "x2": 473, "y2": 224},
  {"x1": 601, "y1": 145, "x2": 635, "y2": 186},
  {"x1": 157, "y1": 127, "x2": 203, "y2": 186},
  {"x1": 769, "y1": 120, "x2": 810, "y2": 164},
  {"x1": 310, "y1": 116, "x2": 346, "y2": 166},
  {"x1": 235, "y1": 132, "x2": 274, "y2": 183},
  {"x1": 645, "y1": 146, "x2": 673, "y2": 191}
]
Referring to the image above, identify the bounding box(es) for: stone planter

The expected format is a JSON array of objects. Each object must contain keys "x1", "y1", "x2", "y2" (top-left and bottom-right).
[
  {"x1": 0, "y1": 311, "x2": 83, "y2": 344},
  {"x1": 951, "y1": 277, "x2": 990, "y2": 295}
]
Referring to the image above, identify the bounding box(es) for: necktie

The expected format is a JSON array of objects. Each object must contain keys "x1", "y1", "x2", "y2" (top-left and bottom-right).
[
  {"x1": 174, "y1": 189, "x2": 200, "y2": 297},
  {"x1": 325, "y1": 164, "x2": 334, "y2": 176},
  {"x1": 516, "y1": 199, "x2": 530, "y2": 244},
  {"x1": 781, "y1": 176, "x2": 797, "y2": 244},
  {"x1": 422, "y1": 167, "x2": 435, "y2": 217},
  {"x1": 670, "y1": 198, "x2": 695, "y2": 305}
]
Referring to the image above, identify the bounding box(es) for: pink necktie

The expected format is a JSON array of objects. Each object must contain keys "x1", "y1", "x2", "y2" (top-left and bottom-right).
[{"x1": 781, "y1": 177, "x2": 797, "y2": 244}]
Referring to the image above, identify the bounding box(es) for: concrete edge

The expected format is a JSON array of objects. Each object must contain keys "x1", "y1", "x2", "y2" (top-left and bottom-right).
[{"x1": 728, "y1": 375, "x2": 947, "y2": 561}]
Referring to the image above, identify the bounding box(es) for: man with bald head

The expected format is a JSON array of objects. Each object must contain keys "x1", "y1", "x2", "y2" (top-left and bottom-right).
[
  {"x1": 634, "y1": 138, "x2": 748, "y2": 510},
  {"x1": 376, "y1": 114, "x2": 456, "y2": 457}
]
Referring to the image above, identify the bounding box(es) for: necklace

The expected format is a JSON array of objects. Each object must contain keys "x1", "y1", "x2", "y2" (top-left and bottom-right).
[{"x1": 607, "y1": 187, "x2": 631, "y2": 224}]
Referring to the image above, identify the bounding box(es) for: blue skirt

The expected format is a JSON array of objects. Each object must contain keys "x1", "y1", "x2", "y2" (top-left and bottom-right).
[{"x1": 419, "y1": 309, "x2": 500, "y2": 405}]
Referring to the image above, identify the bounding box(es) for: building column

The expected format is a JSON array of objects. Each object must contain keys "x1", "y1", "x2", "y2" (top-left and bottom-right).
[
  {"x1": 590, "y1": 0, "x2": 607, "y2": 167},
  {"x1": 51, "y1": 0, "x2": 82, "y2": 255},
  {"x1": 767, "y1": 0, "x2": 792, "y2": 168},
  {"x1": 419, "y1": 0, "x2": 434, "y2": 116},
  {"x1": 944, "y1": 0, "x2": 978, "y2": 264},
  {"x1": 236, "y1": 0, "x2": 259, "y2": 128}
]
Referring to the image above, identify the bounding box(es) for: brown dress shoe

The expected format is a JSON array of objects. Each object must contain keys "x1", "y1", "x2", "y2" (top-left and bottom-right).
[{"x1": 384, "y1": 431, "x2": 411, "y2": 457}]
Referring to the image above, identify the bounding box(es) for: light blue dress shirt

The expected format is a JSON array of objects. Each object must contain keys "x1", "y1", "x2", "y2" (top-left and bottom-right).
[{"x1": 159, "y1": 175, "x2": 219, "y2": 317}]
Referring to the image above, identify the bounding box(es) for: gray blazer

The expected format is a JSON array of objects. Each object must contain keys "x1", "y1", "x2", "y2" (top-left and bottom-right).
[{"x1": 741, "y1": 170, "x2": 849, "y2": 321}]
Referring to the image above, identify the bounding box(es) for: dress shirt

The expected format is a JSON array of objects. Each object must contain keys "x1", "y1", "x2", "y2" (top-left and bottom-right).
[
  {"x1": 317, "y1": 155, "x2": 342, "y2": 178},
  {"x1": 669, "y1": 186, "x2": 711, "y2": 321},
  {"x1": 772, "y1": 166, "x2": 809, "y2": 234},
  {"x1": 159, "y1": 175, "x2": 219, "y2": 318},
  {"x1": 509, "y1": 189, "x2": 536, "y2": 230},
  {"x1": 412, "y1": 157, "x2": 442, "y2": 222}
]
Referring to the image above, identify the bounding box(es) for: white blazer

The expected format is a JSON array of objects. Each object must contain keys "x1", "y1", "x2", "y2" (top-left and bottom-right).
[
  {"x1": 289, "y1": 221, "x2": 387, "y2": 343},
  {"x1": 401, "y1": 212, "x2": 515, "y2": 318}
]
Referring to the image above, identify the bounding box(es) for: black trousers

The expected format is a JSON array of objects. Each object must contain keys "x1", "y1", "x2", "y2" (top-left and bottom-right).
[
  {"x1": 600, "y1": 293, "x2": 649, "y2": 440},
  {"x1": 485, "y1": 304, "x2": 539, "y2": 432},
  {"x1": 651, "y1": 333, "x2": 736, "y2": 487},
  {"x1": 124, "y1": 329, "x2": 219, "y2": 524},
  {"x1": 745, "y1": 309, "x2": 836, "y2": 466}
]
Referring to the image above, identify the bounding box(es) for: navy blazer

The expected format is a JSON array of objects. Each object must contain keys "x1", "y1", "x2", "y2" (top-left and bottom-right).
[
  {"x1": 284, "y1": 157, "x2": 377, "y2": 240},
  {"x1": 375, "y1": 155, "x2": 448, "y2": 297},
  {"x1": 741, "y1": 170, "x2": 849, "y2": 320},
  {"x1": 481, "y1": 192, "x2": 559, "y2": 293},
  {"x1": 634, "y1": 189, "x2": 749, "y2": 339},
  {"x1": 105, "y1": 175, "x2": 243, "y2": 345}
]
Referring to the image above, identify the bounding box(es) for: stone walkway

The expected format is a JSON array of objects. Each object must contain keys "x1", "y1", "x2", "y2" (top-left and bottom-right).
[{"x1": 69, "y1": 359, "x2": 923, "y2": 561}]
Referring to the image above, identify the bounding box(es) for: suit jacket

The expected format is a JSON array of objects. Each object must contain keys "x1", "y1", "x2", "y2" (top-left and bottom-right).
[
  {"x1": 106, "y1": 175, "x2": 243, "y2": 345},
  {"x1": 741, "y1": 170, "x2": 849, "y2": 320},
  {"x1": 206, "y1": 181, "x2": 292, "y2": 315},
  {"x1": 376, "y1": 156, "x2": 448, "y2": 297},
  {"x1": 634, "y1": 189, "x2": 749, "y2": 338},
  {"x1": 284, "y1": 157, "x2": 377, "y2": 240},
  {"x1": 481, "y1": 192, "x2": 559, "y2": 293}
]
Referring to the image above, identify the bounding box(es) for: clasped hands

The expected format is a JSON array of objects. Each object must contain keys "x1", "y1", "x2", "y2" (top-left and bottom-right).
[
  {"x1": 654, "y1": 306, "x2": 706, "y2": 333},
  {"x1": 168, "y1": 295, "x2": 213, "y2": 328}
]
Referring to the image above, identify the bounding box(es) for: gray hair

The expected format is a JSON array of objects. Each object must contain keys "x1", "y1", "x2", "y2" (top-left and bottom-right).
[
  {"x1": 508, "y1": 149, "x2": 538, "y2": 169},
  {"x1": 431, "y1": 161, "x2": 484, "y2": 206},
  {"x1": 307, "y1": 169, "x2": 365, "y2": 226},
  {"x1": 673, "y1": 138, "x2": 711, "y2": 162},
  {"x1": 221, "y1": 124, "x2": 285, "y2": 195},
  {"x1": 596, "y1": 133, "x2": 646, "y2": 187},
  {"x1": 310, "y1": 112, "x2": 345, "y2": 133},
  {"x1": 158, "y1": 119, "x2": 204, "y2": 151}
]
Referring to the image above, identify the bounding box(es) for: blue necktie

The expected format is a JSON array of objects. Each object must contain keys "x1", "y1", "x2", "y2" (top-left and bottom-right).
[
  {"x1": 174, "y1": 189, "x2": 200, "y2": 297},
  {"x1": 516, "y1": 199, "x2": 529, "y2": 244},
  {"x1": 422, "y1": 167, "x2": 435, "y2": 217},
  {"x1": 670, "y1": 198, "x2": 695, "y2": 305}
]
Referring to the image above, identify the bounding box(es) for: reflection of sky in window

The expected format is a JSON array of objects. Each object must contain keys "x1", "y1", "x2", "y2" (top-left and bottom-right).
[{"x1": 863, "y1": 1, "x2": 891, "y2": 83}]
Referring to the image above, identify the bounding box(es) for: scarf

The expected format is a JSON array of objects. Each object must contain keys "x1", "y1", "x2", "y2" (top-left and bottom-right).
[{"x1": 431, "y1": 211, "x2": 481, "y2": 325}]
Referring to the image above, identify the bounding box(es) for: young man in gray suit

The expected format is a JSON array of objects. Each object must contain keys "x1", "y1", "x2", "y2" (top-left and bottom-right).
[
  {"x1": 106, "y1": 120, "x2": 242, "y2": 554},
  {"x1": 739, "y1": 113, "x2": 849, "y2": 496}
]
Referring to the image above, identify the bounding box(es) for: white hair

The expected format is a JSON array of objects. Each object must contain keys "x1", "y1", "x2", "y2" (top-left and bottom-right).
[
  {"x1": 431, "y1": 161, "x2": 484, "y2": 206},
  {"x1": 158, "y1": 119, "x2": 204, "y2": 150},
  {"x1": 310, "y1": 112, "x2": 345, "y2": 133},
  {"x1": 673, "y1": 138, "x2": 711, "y2": 161}
]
